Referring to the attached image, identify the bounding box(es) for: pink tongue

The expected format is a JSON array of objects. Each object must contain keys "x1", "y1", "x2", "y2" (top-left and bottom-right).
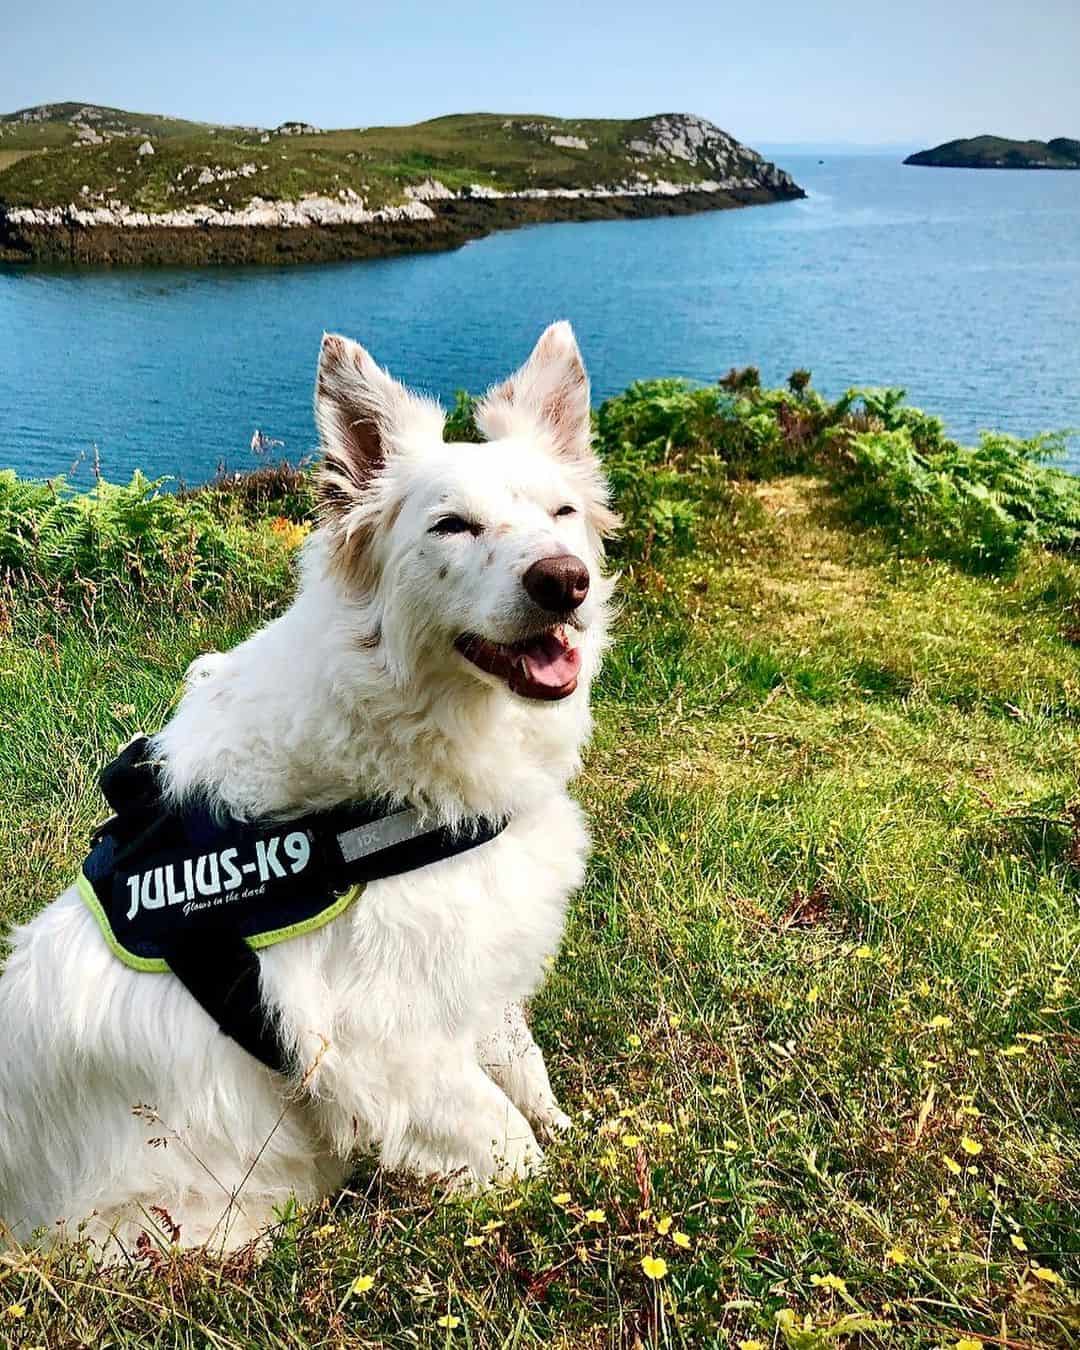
[{"x1": 521, "y1": 632, "x2": 581, "y2": 689}]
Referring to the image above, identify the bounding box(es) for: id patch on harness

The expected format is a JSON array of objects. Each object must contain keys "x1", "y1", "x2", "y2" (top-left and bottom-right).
[{"x1": 80, "y1": 810, "x2": 365, "y2": 972}]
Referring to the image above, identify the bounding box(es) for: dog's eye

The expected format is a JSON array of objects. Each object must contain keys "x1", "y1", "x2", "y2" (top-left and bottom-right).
[
  {"x1": 430, "y1": 514, "x2": 479, "y2": 536},
  {"x1": 554, "y1": 504, "x2": 576, "y2": 518}
]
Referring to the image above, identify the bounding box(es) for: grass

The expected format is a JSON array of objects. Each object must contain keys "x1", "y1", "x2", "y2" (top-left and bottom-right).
[
  {"x1": 0, "y1": 105, "x2": 785, "y2": 214},
  {"x1": 0, "y1": 150, "x2": 40, "y2": 173},
  {"x1": 1, "y1": 397, "x2": 1079, "y2": 1346}
]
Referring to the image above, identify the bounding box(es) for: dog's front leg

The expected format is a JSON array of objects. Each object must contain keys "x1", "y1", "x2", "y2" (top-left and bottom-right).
[
  {"x1": 380, "y1": 1044, "x2": 545, "y2": 1186},
  {"x1": 305, "y1": 1035, "x2": 544, "y2": 1186},
  {"x1": 477, "y1": 1002, "x2": 572, "y2": 1139}
]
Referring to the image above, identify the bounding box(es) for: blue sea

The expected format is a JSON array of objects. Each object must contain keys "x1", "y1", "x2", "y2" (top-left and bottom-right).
[{"x1": 2, "y1": 154, "x2": 1079, "y2": 482}]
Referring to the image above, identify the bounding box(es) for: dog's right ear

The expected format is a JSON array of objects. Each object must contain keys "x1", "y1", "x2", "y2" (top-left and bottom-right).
[{"x1": 314, "y1": 333, "x2": 442, "y2": 518}]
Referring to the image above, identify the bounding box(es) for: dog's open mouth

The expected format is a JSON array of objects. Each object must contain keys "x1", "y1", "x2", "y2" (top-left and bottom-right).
[{"x1": 454, "y1": 626, "x2": 582, "y2": 701}]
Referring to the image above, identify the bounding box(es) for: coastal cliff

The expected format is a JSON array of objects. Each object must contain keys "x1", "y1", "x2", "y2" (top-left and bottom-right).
[{"x1": 0, "y1": 106, "x2": 803, "y2": 265}]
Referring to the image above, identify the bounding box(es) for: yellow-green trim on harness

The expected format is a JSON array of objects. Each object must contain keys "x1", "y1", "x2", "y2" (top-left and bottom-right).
[{"x1": 75, "y1": 870, "x2": 365, "y2": 974}]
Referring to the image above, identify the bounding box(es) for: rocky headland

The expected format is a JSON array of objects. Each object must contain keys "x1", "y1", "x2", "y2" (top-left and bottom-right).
[{"x1": 0, "y1": 106, "x2": 804, "y2": 265}]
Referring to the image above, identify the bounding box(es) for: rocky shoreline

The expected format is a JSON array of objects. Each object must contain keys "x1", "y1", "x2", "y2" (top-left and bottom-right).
[{"x1": 0, "y1": 181, "x2": 803, "y2": 267}]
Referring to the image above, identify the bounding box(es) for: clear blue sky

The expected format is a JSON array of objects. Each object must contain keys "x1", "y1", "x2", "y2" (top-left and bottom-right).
[{"x1": 5, "y1": 0, "x2": 1079, "y2": 146}]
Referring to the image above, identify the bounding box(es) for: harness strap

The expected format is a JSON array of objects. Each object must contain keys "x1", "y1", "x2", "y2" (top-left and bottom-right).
[
  {"x1": 164, "y1": 929, "x2": 293, "y2": 1077},
  {"x1": 80, "y1": 736, "x2": 507, "y2": 1079}
]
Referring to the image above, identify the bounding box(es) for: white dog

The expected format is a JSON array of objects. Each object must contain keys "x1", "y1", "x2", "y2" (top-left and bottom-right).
[{"x1": 0, "y1": 322, "x2": 616, "y2": 1255}]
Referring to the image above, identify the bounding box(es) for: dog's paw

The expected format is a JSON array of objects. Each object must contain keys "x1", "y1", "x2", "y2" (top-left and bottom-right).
[
  {"x1": 534, "y1": 1106, "x2": 572, "y2": 1140},
  {"x1": 440, "y1": 1165, "x2": 483, "y2": 1197},
  {"x1": 491, "y1": 1132, "x2": 545, "y2": 1182}
]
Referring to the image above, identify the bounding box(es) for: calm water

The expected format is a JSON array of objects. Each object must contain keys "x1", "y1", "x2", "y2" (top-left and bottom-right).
[{"x1": 2, "y1": 154, "x2": 1079, "y2": 483}]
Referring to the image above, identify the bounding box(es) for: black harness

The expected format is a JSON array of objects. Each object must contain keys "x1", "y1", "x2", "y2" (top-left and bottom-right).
[{"x1": 79, "y1": 737, "x2": 505, "y2": 1077}]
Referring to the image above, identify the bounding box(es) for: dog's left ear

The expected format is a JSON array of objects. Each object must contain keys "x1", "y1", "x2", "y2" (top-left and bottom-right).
[
  {"x1": 315, "y1": 333, "x2": 443, "y2": 517},
  {"x1": 475, "y1": 321, "x2": 592, "y2": 462}
]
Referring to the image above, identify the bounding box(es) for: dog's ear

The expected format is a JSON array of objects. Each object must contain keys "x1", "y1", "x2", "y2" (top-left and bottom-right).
[
  {"x1": 314, "y1": 333, "x2": 442, "y2": 517},
  {"x1": 475, "y1": 321, "x2": 592, "y2": 462},
  {"x1": 476, "y1": 322, "x2": 619, "y2": 538}
]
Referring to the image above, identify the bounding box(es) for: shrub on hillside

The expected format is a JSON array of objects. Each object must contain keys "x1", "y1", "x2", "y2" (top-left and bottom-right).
[
  {"x1": 4, "y1": 378, "x2": 1076, "y2": 589},
  {"x1": 0, "y1": 470, "x2": 296, "y2": 603},
  {"x1": 443, "y1": 390, "x2": 484, "y2": 443},
  {"x1": 593, "y1": 377, "x2": 834, "y2": 557},
  {"x1": 826, "y1": 391, "x2": 1080, "y2": 571}
]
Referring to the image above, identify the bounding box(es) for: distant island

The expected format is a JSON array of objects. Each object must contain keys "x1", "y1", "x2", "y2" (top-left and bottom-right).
[
  {"x1": 905, "y1": 135, "x2": 1080, "y2": 170},
  {"x1": 0, "y1": 103, "x2": 804, "y2": 266}
]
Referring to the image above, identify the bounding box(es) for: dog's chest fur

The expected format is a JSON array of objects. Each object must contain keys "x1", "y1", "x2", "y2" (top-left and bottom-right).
[{"x1": 262, "y1": 791, "x2": 588, "y2": 1055}]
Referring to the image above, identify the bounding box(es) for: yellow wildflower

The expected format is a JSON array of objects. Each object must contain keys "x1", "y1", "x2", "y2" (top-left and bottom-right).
[
  {"x1": 585, "y1": 1208, "x2": 606, "y2": 1223},
  {"x1": 1010, "y1": 1234, "x2": 1027, "y2": 1252},
  {"x1": 928, "y1": 1015, "x2": 953, "y2": 1030},
  {"x1": 886, "y1": 1246, "x2": 908, "y2": 1265},
  {"x1": 351, "y1": 1274, "x2": 375, "y2": 1294},
  {"x1": 552, "y1": 1192, "x2": 571, "y2": 1206},
  {"x1": 739, "y1": 1342, "x2": 765, "y2": 1350},
  {"x1": 954, "y1": 1339, "x2": 984, "y2": 1350},
  {"x1": 810, "y1": 1273, "x2": 847, "y2": 1293},
  {"x1": 436, "y1": 1313, "x2": 461, "y2": 1329},
  {"x1": 854, "y1": 945, "x2": 873, "y2": 959},
  {"x1": 655, "y1": 1216, "x2": 673, "y2": 1235},
  {"x1": 627, "y1": 1034, "x2": 641, "y2": 1048},
  {"x1": 943, "y1": 1156, "x2": 962, "y2": 1176},
  {"x1": 621, "y1": 1134, "x2": 642, "y2": 1149},
  {"x1": 641, "y1": 1255, "x2": 668, "y2": 1279},
  {"x1": 463, "y1": 1235, "x2": 485, "y2": 1247},
  {"x1": 960, "y1": 1136, "x2": 982, "y2": 1156},
  {"x1": 5, "y1": 1304, "x2": 26, "y2": 1319},
  {"x1": 1032, "y1": 1265, "x2": 1063, "y2": 1285},
  {"x1": 668, "y1": 1013, "x2": 682, "y2": 1028},
  {"x1": 599, "y1": 1148, "x2": 618, "y2": 1168},
  {"x1": 673, "y1": 1231, "x2": 691, "y2": 1249}
]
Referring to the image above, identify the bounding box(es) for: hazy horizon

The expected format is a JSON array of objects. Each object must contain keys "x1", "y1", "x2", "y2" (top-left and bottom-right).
[{"x1": 4, "y1": 0, "x2": 1078, "y2": 148}]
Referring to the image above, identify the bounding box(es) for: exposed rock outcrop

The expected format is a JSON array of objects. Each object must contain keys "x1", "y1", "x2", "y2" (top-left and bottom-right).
[{"x1": 628, "y1": 113, "x2": 800, "y2": 194}]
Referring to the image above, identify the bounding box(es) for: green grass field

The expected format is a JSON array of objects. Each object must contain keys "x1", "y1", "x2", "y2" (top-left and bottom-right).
[{"x1": 0, "y1": 382, "x2": 1078, "y2": 1347}]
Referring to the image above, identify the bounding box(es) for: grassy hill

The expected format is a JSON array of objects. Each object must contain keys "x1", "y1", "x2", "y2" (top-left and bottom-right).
[
  {"x1": 905, "y1": 135, "x2": 1080, "y2": 169},
  {"x1": 0, "y1": 101, "x2": 225, "y2": 145},
  {"x1": 1, "y1": 375, "x2": 1078, "y2": 1346},
  {"x1": 0, "y1": 104, "x2": 799, "y2": 216}
]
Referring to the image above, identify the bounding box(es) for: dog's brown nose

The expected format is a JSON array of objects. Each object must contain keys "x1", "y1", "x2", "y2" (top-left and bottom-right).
[{"x1": 523, "y1": 554, "x2": 590, "y2": 613}]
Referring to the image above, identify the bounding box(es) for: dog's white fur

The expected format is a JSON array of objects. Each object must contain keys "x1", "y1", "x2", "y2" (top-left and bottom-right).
[{"x1": 0, "y1": 322, "x2": 615, "y2": 1256}]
